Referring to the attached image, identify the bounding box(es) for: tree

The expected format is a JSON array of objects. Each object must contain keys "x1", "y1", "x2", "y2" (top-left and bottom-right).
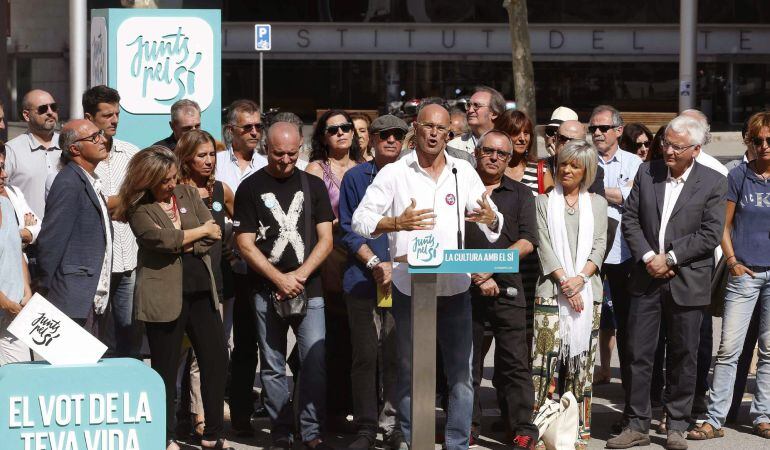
[{"x1": 503, "y1": 0, "x2": 536, "y2": 122}]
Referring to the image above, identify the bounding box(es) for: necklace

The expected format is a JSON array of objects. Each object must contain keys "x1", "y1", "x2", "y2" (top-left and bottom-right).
[
  {"x1": 159, "y1": 196, "x2": 179, "y2": 222},
  {"x1": 565, "y1": 195, "x2": 579, "y2": 215}
]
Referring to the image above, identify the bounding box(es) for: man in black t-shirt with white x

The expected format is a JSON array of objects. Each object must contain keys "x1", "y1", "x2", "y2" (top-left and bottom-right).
[{"x1": 234, "y1": 122, "x2": 336, "y2": 450}]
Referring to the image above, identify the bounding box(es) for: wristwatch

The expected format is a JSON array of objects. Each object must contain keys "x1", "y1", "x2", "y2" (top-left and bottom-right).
[
  {"x1": 490, "y1": 215, "x2": 499, "y2": 231},
  {"x1": 578, "y1": 273, "x2": 590, "y2": 285},
  {"x1": 665, "y1": 252, "x2": 676, "y2": 267},
  {"x1": 366, "y1": 255, "x2": 381, "y2": 270}
]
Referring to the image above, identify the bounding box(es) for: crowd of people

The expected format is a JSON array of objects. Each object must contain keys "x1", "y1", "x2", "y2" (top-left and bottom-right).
[{"x1": 0, "y1": 83, "x2": 768, "y2": 450}]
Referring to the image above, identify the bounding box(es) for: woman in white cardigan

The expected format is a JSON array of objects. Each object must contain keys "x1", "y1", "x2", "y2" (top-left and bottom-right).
[{"x1": 532, "y1": 139, "x2": 608, "y2": 449}]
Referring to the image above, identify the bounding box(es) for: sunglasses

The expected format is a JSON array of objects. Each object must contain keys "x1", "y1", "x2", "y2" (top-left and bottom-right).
[
  {"x1": 74, "y1": 129, "x2": 105, "y2": 144},
  {"x1": 325, "y1": 123, "x2": 353, "y2": 134},
  {"x1": 544, "y1": 126, "x2": 559, "y2": 137},
  {"x1": 635, "y1": 141, "x2": 650, "y2": 150},
  {"x1": 233, "y1": 122, "x2": 264, "y2": 133},
  {"x1": 751, "y1": 137, "x2": 770, "y2": 147},
  {"x1": 588, "y1": 124, "x2": 619, "y2": 134},
  {"x1": 556, "y1": 133, "x2": 573, "y2": 144},
  {"x1": 478, "y1": 147, "x2": 512, "y2": 161},
  {"x1": 377, "y1": 129, "x2": 406, "y2": 141},
  {"x1": 33, "y1": 103, "x2": 58, "y2": 115}
]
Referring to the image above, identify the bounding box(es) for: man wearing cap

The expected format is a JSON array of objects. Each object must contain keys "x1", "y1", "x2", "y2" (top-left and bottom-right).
[
  {"x1": 339, "y1": 114, "x2": 407, "y2": 449},
  {"x1": 543, "y1": 106, "x2": 579, "y2": 156},
  {"x1": 447, "y1": 86, "x2": 506, "y2": 155},
  {"x1": 544, "y1": 119, "x2": 605, "y2": 197}
]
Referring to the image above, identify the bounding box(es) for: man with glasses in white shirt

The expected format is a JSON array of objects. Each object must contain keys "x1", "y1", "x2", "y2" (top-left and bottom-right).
[
  {"x1": 352, "y1": 104, "x2": 503, "y2": 450},
  {"x1": 447, "y1": 86, "x2": 506, "y2": 156}
]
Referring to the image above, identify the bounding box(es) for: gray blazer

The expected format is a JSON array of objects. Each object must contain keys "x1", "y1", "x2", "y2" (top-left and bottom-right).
[
  {"x1": 128, "y1": 184, "x2": 218, "y2": 323},
  {"x1": 535, "y1": 192, "x2": 608, "y2": 302},
  {"x1": 621, "y1": 160, "x2": 727, "y2": 307},
  {"x1": 37, "y1": 163, "x2": 112, "y2": 319}
]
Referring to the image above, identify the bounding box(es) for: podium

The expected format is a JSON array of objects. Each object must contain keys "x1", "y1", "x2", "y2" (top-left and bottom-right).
[
  {"x1": 0, "y1": 358, "x2": 165, "y2": 450},
  {"x1": 407, "y1": 245, "x2": 519, "y2": 449}
]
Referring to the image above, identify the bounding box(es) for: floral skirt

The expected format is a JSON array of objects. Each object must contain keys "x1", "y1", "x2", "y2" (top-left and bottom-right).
[{"x1": 531, "y1": 297, "x2": 601, "y2": 443}]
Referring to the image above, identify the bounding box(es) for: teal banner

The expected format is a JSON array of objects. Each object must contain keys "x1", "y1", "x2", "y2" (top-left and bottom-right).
[
  {"x1": 409, "y1": 249, "x2": 519, "y2": 274},
  {"x1": 0, "y1": 359, "x2": 165, "y2": 450}
]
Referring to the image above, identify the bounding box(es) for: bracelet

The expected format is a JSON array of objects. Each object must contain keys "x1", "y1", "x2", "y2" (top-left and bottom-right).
[
  {"x1": 558, "y1": 276, "x2": 568, "y2": 284},
  {"x1": 725, "y1": 255, "x2": 736, "y2": 262},
  {"x1": 728, "y1": 261, "x2": 741, "y2": 270}
]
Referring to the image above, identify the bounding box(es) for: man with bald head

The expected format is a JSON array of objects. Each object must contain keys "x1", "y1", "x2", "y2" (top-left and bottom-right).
[
  {"x1": 352, "y1": 104, "x2": 503, "y2": 449},
  {"x1": 37, "y1": 119, "x2": 112, "y2": 336},
  {"x1": 234, "y1": 122, "x2": 335, "y2": 449},
  {"x1": 4, "y1": 89, "x2": 61, "y2": 217}
]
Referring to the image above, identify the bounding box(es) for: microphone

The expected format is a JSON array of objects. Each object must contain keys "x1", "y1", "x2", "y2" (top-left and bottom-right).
[{"x1": 452, "y1": 167, "x2": 463, "y2": 249}]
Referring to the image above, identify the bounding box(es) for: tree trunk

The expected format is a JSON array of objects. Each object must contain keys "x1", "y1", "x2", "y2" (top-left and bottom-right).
[{"x1": 503, "y1": 0, "x2": 536, "y2": 123}]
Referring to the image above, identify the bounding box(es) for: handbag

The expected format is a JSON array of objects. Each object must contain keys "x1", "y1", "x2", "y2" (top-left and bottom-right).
[
  {"x1": 533, "y1": 391, "x2": 579, "y2": 450},
  {"x1": 270, "y1": 171, "x2": 314, "y2": 320}
]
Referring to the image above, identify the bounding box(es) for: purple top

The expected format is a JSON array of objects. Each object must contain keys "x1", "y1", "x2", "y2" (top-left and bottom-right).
[{"x1": 320, "y1": 160, "x2": 341, "y2": 219}]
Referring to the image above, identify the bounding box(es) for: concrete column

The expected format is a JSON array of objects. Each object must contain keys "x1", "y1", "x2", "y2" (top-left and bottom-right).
[
  {"x1": 679, "y1": 0, "x2": 697, "y2": 111},
  {"x1": 0, "y1": 1, "x2": 9, "y2": 141},
  {"x1": 69, "y1": 0, "x2": 87, "y2": 118}
]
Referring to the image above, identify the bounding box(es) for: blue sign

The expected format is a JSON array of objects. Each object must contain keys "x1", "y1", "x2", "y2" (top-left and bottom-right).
[
  {"x1": 0, "y1": 359, "x2": 165, "y2": 450},
  {"x1": 409, "y1": 249, "x2": 519, "y2": 274},
  {"x1": 255, "y1": 24, "x2": 272, "y2": 51}
]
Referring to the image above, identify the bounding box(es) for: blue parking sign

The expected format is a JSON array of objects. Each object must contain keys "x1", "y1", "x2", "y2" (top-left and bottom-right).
[{"x1": 255, "y1": 24, "x2": 271, "y2": 51}]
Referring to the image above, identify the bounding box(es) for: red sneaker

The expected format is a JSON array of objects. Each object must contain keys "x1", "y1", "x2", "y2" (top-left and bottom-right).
[{"x1": 512, "y1": 434, "x2": 536, "y2": 450}]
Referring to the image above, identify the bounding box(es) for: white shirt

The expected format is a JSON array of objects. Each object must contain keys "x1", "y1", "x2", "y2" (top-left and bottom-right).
[
  {"x1": 598, "y1": 148, "x2": 643, "y2": 264},
  {"x1": 5, "y1": 185, "x2": 41, "y2": 244},
  {"x1": 78, "y1": 166, "x2": 112, "y2": 315},
  {"x1": 352, "y1": 150, "x2": 503, "y2": 296},
  {"x1": 94, "y1": 138, "x2": 140, "y2": 273},
  {"x1": 642, "y1": 163, "x2": 695, "y2": 265},
  {"x1": 447, "y1": 132, "x2": 477, "y2": 155},
  {"x1": 215, "y1": 147, "x2": 267, "y2": 274},
  {"x1": 696, "y1": 150, "x2": 728, "y2": 176}
]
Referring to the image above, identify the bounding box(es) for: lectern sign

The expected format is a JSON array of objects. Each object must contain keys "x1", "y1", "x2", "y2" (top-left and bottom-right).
[{"x1": 406, "y1": 232, "x2": 519, "y2": 274}]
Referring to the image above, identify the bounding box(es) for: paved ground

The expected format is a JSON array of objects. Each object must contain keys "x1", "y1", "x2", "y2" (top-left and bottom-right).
[{"x1": 171, "y1": 316, "x2": 769, "y2": 449}]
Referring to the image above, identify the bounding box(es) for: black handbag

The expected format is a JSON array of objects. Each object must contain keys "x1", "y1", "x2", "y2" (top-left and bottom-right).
[{"x1": 270, "y1": 171, "x2": 313, "y2": 320}]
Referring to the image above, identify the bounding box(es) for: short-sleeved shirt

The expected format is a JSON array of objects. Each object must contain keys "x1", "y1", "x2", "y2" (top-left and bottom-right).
[
  {"x1": 233, "y1": 168, "x2": 335, "y2": 297},
  {"x1": 4, "y1": 131, "x2": 61, "y2": 218},
  {"x1": 727, "y1": 162, "x2": 770, "y2": 266}
]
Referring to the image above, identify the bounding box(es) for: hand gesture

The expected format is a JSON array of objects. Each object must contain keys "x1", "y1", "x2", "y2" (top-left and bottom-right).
[
  {"x1": 478, "y1": 278, "x2": 500, "y2": 297},
  {"x1": 23, "y1": 212, "x2": 37, "y2": 227},
  {"x1": 471, "y1": 272, "x2": 493, "y2": 286},
  {"x1": 566, "y1": 292, "x2": 584, "y2": 313},
  {"x1": 559, "y1": 276, "x2": 584, "y2": 298},
  {"x1": 396, "y1": 198, "x2": 435, "y2": 231},
  {"x1": 373, "y1": 261, "x2": 392, "y2": 287},
  {"x1": 729, "y1": 262, "x2": 755, "y2": 278},
  {"x1": 273, "y1": 272, "x2": 304, "y2": 301},
  {"x1": 202, "y1": 219, "x2": 222, "y2": 240},
  {"x1": 645, "y1": 254, "x2": 674, "y2": 279},
  {"x1": 0, "y1": 298, "x2": 22, "y2": 316},
  {"x1": 466, "y1": 194, "x2": 497, "y2": 226}
]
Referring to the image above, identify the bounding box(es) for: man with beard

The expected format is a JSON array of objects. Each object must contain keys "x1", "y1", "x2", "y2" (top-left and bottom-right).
[{"x1": 4, "y1": 89, "x2": 61, "y2": 218}]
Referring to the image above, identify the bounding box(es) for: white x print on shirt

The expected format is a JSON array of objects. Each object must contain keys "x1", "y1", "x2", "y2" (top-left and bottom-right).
[{"x1": 260, "y1": 191, "x2": 305, "y2": 264}]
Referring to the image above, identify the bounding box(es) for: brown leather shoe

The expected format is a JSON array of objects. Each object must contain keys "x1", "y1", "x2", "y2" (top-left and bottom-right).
[
  {"x1": 606, "y1": 428, "x2": 651, "y2": 449},
  {"x1": 755, "y1": 422, "x2": 770, "y2": 439}
]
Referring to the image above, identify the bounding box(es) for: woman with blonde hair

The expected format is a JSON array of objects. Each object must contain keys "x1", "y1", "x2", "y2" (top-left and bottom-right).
[
  {"x1": 118, "y1": 146, "x2": 232, "y2": 450},
  {"x1": 532, "y1": 139, "x2": 607, "y2": 448}
]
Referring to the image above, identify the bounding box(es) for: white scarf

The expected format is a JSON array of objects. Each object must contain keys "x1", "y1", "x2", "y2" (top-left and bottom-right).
[{"x1": 546, "y1": 185, "x2": 594, "y2": 362}]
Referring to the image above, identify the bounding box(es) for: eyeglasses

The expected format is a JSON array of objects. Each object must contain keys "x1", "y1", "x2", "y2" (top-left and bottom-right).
[
  {"x1": 465, "y1": 102, "x2": 489, "y2": 112},
  {"x1": 33, "y1": 103, "x2": 58, "y2": 115},
  {"x1": 233, "y1": 122, "x2": 264, "y2": 134},
  {"x1": 588, "y1": 124, "x2": 619, "y2": 134},
  {"x1": 544, "y1": 126, "x2": 559, "y2": 138},
  {"x1": 325, "y1": 123, "x2": 353, "y2": 134},
  {"x1": 416, "y1": 122, "x2": 450, "y2": 134},
  {"x1": 751, "y1": 137, "x2": 770, "y2": 147},
  {"x1": 635, "y1": 141, "x2": 650, "y2": 150},
  {"x1": 556, "y1": 133, "x2": 573, "y2": 144},
  {"x1": 74, "y1": 129, "x2": 105, "y2": 144},
  {"x1": 662, "y1": 140, "x2": 697, "y2": 154},
  {"x1": 377, "y1": 129, "x2": 406, "y2": 141},
  {"x1": 478, "y1": 147, "x2": 512, "y2": 161}
]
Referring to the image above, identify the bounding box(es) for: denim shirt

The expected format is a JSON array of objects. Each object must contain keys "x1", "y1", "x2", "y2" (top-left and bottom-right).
[{"x1": 339, "y1": 160, "x2": 391, "y2": 298}]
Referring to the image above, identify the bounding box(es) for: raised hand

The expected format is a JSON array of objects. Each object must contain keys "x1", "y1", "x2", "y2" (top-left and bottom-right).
[
  {"x1": 396, "y1": 198, "x2": 436, "y2": 231},
  {"x1": 466, "y1": 193, "x2": 497, "y2": 226}
]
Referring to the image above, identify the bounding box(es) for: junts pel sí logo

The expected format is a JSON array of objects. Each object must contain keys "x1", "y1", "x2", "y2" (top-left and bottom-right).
[{"x1": 29, "y1": 312, "x2": 62, "y2": 346}]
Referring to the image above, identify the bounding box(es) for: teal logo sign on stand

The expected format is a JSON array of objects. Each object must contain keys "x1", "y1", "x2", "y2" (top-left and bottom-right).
[
  {"x1": 0, "y1": 359, "x2": 165, "y2": 450},
  {"x1": 406, "y1": 232, "x2": 519, "y2": 274}
]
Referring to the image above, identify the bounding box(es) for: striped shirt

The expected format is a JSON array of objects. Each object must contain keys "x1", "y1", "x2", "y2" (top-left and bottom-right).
[
  {"x1": 517, "y1": 161, "x2": 542, "y2": 305},
  {"x1": 94, "y1": 138, "x2": 140, "y2": 273}
]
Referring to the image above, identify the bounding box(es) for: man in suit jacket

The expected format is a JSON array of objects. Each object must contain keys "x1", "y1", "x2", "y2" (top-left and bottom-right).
[
  {"x1": 37, "y1": 119, "x2": 111, "y2": 337},
  {"x1": 608, "y1": 116, "x2": 727, "y2": 449}
]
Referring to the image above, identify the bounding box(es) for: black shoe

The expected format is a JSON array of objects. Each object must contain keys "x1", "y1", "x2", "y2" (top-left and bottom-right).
[
  {"x1": 304, "y1": 440, "x2": 337, "y2": 450},
  {"x1": 349, "y1": 434, "x2": 375, "y2": 449},
  {"x1": 254, "y1": 404, "x2": 270, "y2": 418},
  {"x1": 269, "y1": 437, "x2": 292, "y2": 450},
  {"x1": 230, "y1": 416, "x2": 255, "y2": 437},
  {"x1": 201, "y1": 438, "x2": 235, "y2": 450},
  {"x1": 385, "y1": 430, "x2": 406, "y2": 449}
]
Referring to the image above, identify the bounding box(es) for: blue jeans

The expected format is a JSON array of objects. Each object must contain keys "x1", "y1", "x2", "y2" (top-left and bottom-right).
[
  {"x1": 706, "y1": 270, "x2": 770, "y2": 429},
  {"x1": 392, "y1": 287, "x2": 473, "y2": 450},
  {"x1": 110, "y1": 270, "x2": 140, "y2": 357},
  {"x1": 255, "y1": 292, "x2": 326, "y2": 442}
]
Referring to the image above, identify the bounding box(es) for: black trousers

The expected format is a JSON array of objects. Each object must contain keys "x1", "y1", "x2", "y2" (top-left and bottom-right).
[
  {"x1": 228, "y1": 273, "x2": 259, "y2": 422},
  {"x1": 145, "y1": 291, "x2": 228, "y2": 441},
  {"x1": 626, "y1": 284, "x2": 704, "y2": 433},
  {"x1": 602, "y1": 259, "x2": 634, "y2": 410},
  {"x1": 325, "y1": 291, "x2": 354, "y2": 418},
  {"x1": 471, "y1": 293, "x2": 537, "y2": 437}
]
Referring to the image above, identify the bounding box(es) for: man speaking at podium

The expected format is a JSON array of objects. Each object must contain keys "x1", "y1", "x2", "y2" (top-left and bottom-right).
[{"x1": 352, "y1": 104, "x2": 503, "y2": 450}]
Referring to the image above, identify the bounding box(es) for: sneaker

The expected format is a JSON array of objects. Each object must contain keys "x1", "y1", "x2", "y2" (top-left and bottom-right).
[
  {"x1": 512, "y1": 434, "x2": 536, "y2": 449},
  {"x1": 606, "y1": 428, "x2": 651, "y2": 449},
  {"x1": 469, "y1": 424, "x2": 480, "y2": 448},
  {"x1": 348, "y1": 434, "x2": 375, "y2": 449}
]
